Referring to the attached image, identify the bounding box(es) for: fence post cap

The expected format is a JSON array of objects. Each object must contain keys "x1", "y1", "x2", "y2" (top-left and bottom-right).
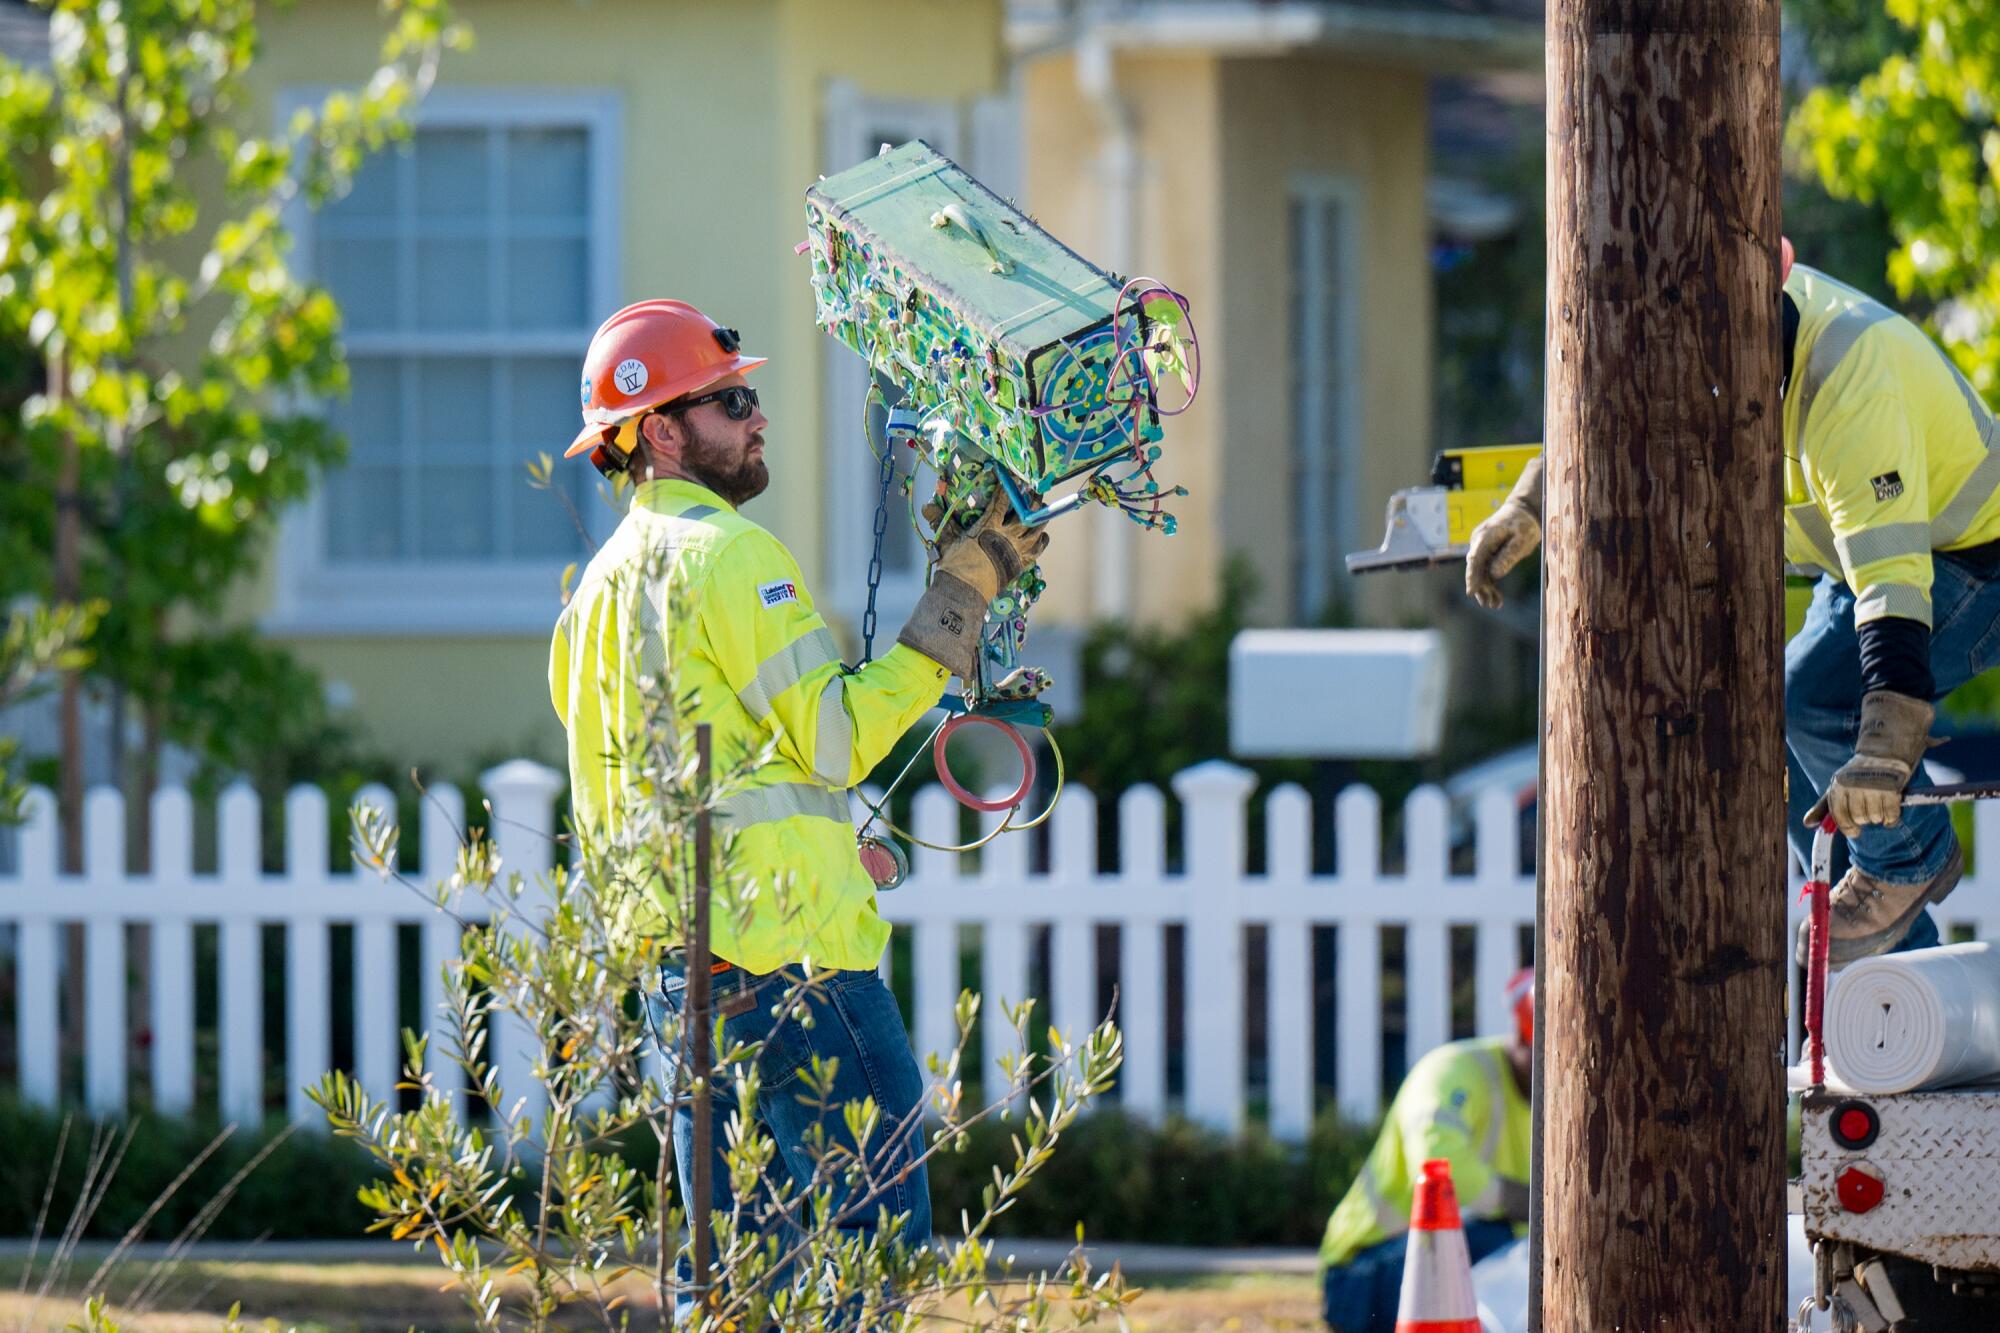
[
  {"x1": 1170, "y1": 759, "x2": 1257, "y2": 799},
  {"x1": 479, "y1": 759, "x2": 567, "y2": 797}
]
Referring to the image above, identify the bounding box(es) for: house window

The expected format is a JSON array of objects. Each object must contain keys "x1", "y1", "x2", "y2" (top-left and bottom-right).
[
  {"x1": 274, "y1": 91, "x2": 621, "y2": 633},
  {"x1": 1289, "y1": 178, "x2": 1362, "y2": 624}
]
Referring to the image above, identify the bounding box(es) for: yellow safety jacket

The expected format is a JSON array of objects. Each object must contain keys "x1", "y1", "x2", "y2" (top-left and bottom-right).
[
  {"x1": 1319, "y1": 1036, "x2": 1530, "y2": 1270},
  {"x1": 549, "y1": 478, "x2": 949, "y2": 973},
  {"x1": 1784, "y1": 265, "x2": 2000, "y2": 626}
]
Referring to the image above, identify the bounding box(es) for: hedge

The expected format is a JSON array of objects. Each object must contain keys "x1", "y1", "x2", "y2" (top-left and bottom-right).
[{"x1": 0, "y1": 1095, "x2": 1378, "y2": 1248}]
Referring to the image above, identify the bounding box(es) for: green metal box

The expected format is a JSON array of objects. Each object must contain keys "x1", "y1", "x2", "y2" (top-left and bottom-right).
[{"x1": 804, "y1": 140, "x2": 1170, "y2": 493}]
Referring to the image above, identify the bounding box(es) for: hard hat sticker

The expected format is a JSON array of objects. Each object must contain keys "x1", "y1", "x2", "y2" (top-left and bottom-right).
[
  {"x1": 580, "y1": 374, "x2": 593, "y2": 405},
  {"x1": 614, "y1": 358, "x2": 649, "y2": 396}
]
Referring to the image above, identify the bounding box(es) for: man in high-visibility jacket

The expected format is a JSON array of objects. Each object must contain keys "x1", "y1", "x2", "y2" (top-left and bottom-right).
[
  {"x1": 1320, "y1": 970, "x2": 1533, "y2": 1333},
  {"x1": 1467, "y1": 244, "x2": 2000, "y2": 963},
  {"x1": 549, "y1": 299, "x2": 1048, "y2": 1311}
]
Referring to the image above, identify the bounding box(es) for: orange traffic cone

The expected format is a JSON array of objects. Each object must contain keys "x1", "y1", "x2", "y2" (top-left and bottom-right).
[{"x1": 1393, "y1": 1159, "x2": 1481, "y2": 1333}]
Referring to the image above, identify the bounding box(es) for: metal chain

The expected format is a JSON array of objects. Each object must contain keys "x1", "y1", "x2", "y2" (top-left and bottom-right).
[{"x1": 858, "y1": 424, "x2": 898, "y2": 665}]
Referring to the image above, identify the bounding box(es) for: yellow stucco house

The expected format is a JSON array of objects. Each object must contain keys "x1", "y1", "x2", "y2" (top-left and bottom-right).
[{"x1": 230, "y1": 0, "x2": 1534, "y2": 773}]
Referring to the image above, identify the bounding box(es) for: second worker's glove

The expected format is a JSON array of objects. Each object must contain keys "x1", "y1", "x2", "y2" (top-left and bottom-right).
[
  {"x1": 898, "y1": 492, "x2": 1050, "y2": 680},
  {"x1": 1806, "y1": 690, "x2": 1935, "y2": 838},
  {"x1": 1465, "y1": 455, "x2": 1544, "y2": 610}
]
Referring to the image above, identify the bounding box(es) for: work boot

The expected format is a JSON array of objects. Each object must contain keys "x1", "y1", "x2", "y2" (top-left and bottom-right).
[{"x1": 1795, "y1": 844, "x2": 1964, "y2": 968}]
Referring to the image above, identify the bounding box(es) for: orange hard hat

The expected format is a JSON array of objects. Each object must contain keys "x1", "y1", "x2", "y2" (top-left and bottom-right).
[
  {"x1": 1781, "y1": 235, "x2": 1795, "y2": 286},
  {"x1": 566, "y1": 299, "x2": 766, "y2": 462},
  {"x1": 1505, "y1": 967, "x2": 1535, "y2": 1047}
]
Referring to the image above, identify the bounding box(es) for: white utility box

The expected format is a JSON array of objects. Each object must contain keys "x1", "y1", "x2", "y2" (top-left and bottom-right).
[{"x1": 1228, "y1": 629, "x2": 1446, "y2": 759}]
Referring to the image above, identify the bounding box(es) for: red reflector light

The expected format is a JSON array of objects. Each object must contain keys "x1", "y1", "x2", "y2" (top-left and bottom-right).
[
  {"x1": 1838, "y1": 1165, "x2": 1885, "y2": 1214},
  {"x1": 1829, "y1": 1099, "x2": 1879, "y2": 1150}
]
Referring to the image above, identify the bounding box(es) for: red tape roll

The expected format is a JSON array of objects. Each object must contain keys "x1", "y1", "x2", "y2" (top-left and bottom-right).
[{"x1": 934, "y1": 713, "x2": 1036, "y2": 812}]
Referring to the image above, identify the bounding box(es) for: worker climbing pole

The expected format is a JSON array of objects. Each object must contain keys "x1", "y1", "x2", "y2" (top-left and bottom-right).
[{"x1": 1539, "y1": 2, "x2": 1786, "y2": 1328}]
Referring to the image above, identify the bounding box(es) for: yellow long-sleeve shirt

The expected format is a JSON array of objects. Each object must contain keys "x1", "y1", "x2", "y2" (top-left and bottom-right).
[
  {"x1": 549, "y1": 478, "x2": 948, "y2": 972},
  {"x1": 1783, "y1": 265, "x2": 2000, "y2": 628}
]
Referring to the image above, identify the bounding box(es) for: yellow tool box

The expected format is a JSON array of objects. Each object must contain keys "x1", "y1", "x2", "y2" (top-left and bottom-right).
[{"x1": 1346, "y1": 443, "x2": 1542, "y2": 573}]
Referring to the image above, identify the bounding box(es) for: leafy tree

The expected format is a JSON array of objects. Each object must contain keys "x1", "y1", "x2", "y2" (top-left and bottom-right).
[
  {"x1": 1780, "y1": 0, "x2": 1910, "y2": 305},
  {"x1": 0, "y1": 0, "x2": 467, "y2": 852},
  {"x1": 1789, "y1": 0, "x2": 2000, "y2": 385},
  {"x1": 1788, "y1": 0, "x2": 2000, "y2": 731},
  {"x1": 0, "y1": 602, "x2": 99, "y2": 825}
]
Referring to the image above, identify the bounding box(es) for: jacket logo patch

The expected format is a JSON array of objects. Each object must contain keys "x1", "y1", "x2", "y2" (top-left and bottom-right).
[
  {"x1": 1872, "y1": 471, "x2": 1904, "y2": 502},
  {"x1": 758, "y1": 580, "x2": 799, "y2": 608}
]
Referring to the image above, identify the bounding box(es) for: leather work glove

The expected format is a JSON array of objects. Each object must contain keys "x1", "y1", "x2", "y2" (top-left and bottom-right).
[
  {"x1": 898, "y1": 492, "x2": 1050, "y2": 680},
  {"x1": 1465, "y1": 455, "x2": 1544, "y2": 610},
  {"x1": 1806, "y1": 690, "x2": 1936, "y2": 838}
]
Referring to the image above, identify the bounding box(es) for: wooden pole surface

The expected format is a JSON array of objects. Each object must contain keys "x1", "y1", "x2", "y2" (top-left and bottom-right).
[{"x1": 1540, "y1": 3, "x2": 1786, "y2": 1327}]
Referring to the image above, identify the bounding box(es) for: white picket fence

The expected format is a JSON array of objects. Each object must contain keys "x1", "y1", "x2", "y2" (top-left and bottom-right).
[{"x1": 13, "y1": 757, "x2": 1977, "y2": 1139}]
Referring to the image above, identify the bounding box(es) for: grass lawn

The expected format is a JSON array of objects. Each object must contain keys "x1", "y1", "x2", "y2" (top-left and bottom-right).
[{"x1": 0, "y1": 1258, "x2": 1323, "y2": 1332}]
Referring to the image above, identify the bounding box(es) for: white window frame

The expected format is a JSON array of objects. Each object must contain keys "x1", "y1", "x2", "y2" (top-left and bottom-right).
[
  {"x1": 819, "y1": 81, "x2": 964, "y2": 624},
  {"x1": 1289, "y1": 174, "x2": 1365, "y2": 624},
  {"x1": 267, "y1": 87, "x2": 623, "y2": 636}
]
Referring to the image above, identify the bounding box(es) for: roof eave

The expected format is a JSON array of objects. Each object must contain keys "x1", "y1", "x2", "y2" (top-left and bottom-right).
[{"x1": 1010, "y1": 2, "x2": 1542, "y2": 74}]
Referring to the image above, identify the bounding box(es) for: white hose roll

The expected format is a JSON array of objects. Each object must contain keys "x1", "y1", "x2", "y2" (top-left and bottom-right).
[{"x1": 1826, "y1": 941, "x2": 2000, "y2": 1094}]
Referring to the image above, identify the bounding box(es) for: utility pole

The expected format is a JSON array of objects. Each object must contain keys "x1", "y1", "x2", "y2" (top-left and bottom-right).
[{"x1": 1538, "y1": 3, "x2": 1785, "y2": 1328}]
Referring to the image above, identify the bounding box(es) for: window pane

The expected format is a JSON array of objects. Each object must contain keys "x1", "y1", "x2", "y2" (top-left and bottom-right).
[
  {"x1": 328, "y1": 358, "x2": 401, "y2": 456},
  {"x1": 512, "y1": 462, "x2": 590, "y2": 560},
  {"x1": 415, "y1": 238, "x2": 492, "y2": 330},
  {"x1": 326, "y1": 464, "x2": 405, "y2": 562},
  {"x1": 505, "y1": 238, "x2": 588, "y2": 329},
  {"x1": 415, "y1": 129, "x2": 489, "y2": 219},
  {"x1": 317, "y1": 237, "x2": 399, "y2": 331},
  {"x1": 416, "y1": 464, "x2": 494, "y2": 558},
  {"x1": 508, "y1": 357, "x2": 584, "y2": 452},
  {"x1": 327, "y1": 148, "x2": 401, "y2": 222},
  {"x1": 414, "y1": 358, "x2": 493, "y2": 453},
  {"x1": 506, "y1": 129, "x2": 587, "y2": 219},
  {"x1": 508, "y1": 358, "x2": 591, "y2": 559}
]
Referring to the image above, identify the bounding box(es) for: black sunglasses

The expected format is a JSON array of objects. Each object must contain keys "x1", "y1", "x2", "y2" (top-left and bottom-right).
[{"x1": 667, "y1": 384, "x2": 760, "y2": 421}]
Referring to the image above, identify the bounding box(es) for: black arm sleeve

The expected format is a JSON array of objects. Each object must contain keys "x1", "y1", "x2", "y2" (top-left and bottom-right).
[{"x1": 1856, "y1": 615, "x2": 1935, "y2": 700}]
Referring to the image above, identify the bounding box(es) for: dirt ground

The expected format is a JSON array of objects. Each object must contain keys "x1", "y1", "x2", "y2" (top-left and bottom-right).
[{"x1": 0, "y1": 1258, "x2": 1324, "y2": 1333}]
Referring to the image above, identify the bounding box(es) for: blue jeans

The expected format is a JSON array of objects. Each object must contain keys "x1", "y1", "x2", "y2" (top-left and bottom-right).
[
  {"x1": 650, "y1": 964, "x2": 931, "y2": 1326},
  {"x1": 1321, "y1": 1219, "x2": 1515, "y2": 1332},
  {"x1": 1787, "y1": 556, "x2": 2000, "y2": 945}
]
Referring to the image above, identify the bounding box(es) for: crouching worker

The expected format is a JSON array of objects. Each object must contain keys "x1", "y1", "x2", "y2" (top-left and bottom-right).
[{"x1": 1319, "y1": 970, "x2": 1533, "y2": 1333}]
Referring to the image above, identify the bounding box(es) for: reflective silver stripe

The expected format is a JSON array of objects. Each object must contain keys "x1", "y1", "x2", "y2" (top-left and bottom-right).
[
  {"x1": 1357, "y1": 1164, "x2": 1407, "y2": 1239},
  {"x1": 1855, "y1": 582, "x2": 1933, "y2": 627},
  {"x1": 1836, "y1": 521, "x2": 1931, "y2": 571},
  {"x1": 812, "y1": 675, "x2": 854, "y2": 786},
  {"x1": 1918, "y1": 347, "x2": 1996, "y2": 549},
  {"x1": 1940, "y1": 351, "x2": 2000, "y2": 452},
  {"x1": 1934, "y1": 447, "x2": 2000, "y2": 549},
  {"x1": 639, "y1": 578, "x2": 667, "y2": 680},
  {"x1": 1798, "y1": 303, "x2": 1894, "y2": 446},
  {"x1": 717, "y1": 781, "x2": 850, "y2": 828},
  {"x1": 1788, "y1": 504, "x2": 1842, "y2": 573},
  {"x1": 737, "y1": 627, "x2": 840, "y2": 720}
]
